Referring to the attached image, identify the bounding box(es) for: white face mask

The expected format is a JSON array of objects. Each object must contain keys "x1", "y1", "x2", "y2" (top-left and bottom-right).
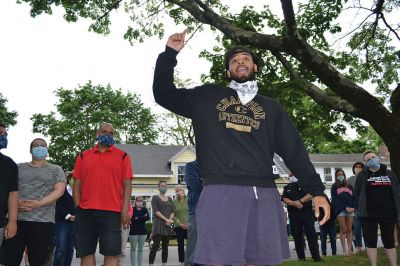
[{"x1": 229, "y1": 80, "x2": 259, "y2": 105}]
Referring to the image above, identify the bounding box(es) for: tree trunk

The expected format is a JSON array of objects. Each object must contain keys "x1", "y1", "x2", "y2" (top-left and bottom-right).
[
  {"x1": 388, "y1": 141, "x2": 400, "y2": 182},
  {"x1": 376, "y1": 115, "x2": 400, "y2": 181}
]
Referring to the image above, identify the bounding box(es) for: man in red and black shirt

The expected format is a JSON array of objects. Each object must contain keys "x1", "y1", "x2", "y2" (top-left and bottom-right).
[{"x1": 73, "y1": 122, "x2": 133, "y2": 266}]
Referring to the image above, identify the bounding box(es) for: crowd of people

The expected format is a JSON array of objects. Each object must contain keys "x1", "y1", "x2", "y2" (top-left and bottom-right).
[
  {"x1": 0, "y1": 29, "x2": 399, "y2": 266},
  {"x1": 283, "y1": 155, "x2": 399, "y2": 266}
]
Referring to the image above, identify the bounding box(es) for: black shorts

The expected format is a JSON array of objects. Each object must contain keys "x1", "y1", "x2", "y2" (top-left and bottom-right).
[{"x1": 74, "y1": 207, "x2": 121, "y2": 257}]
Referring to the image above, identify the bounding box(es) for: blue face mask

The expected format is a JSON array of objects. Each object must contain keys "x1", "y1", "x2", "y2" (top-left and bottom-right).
[
  {"x1": 97, "y1": 134, "x2": 115, "y2": 146},
  {"x1": 366, "y1": 156, "x2": 380, "y2": 171},
  {"x1": 0, "y1": 135, "x2": 8, "y2": 149},
  {"x1": 337, "y1": 175, "x2": 344, "y2": 182},
  {"x1": 32, "y1": 146, "x2": 48, "y2": 160},
  {"x1": 159, "y1": 187, "x2": 168, "y2": 194}
]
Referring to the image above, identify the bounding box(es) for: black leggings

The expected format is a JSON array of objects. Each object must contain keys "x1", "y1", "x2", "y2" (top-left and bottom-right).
[
  {"x1": 149, "y1": 234, "x2": 169, "y2": 264},
  {"x1": 4, "y1": 221, "x2": 54, "y2": 266},
  {"x1": 361, "y1": 217, "x2": 396, "y2": 249},
  {"x1": 175, "y1": 227, "x2": 188, "y2": 262}
]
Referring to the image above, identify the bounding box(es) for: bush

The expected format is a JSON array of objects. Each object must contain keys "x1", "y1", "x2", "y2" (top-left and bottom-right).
[{"x1": 146, "y1": 221, "x2": 153, "y2": 233}]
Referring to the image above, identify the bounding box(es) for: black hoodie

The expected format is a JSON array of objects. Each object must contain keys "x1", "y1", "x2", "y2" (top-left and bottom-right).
[{"x1": 153, "y1": 47, "x2": 325, "y2": 196}]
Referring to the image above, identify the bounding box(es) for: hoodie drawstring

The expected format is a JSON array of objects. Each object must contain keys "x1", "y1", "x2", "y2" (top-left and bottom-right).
[{"x1": 253, "y1": 186, "x2": 258, "y2": 199}]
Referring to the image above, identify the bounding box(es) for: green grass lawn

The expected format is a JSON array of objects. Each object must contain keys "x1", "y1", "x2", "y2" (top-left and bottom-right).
[{"x1": 278, "y1": 248, "x2": 400, "y2": 265}]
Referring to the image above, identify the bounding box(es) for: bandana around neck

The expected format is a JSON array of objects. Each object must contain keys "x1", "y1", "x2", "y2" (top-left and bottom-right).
[{"x1": 229, "y1": 80, "x2": 259, "y2": 105}]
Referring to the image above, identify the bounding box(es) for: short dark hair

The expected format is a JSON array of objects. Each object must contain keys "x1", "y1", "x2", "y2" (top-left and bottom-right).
[
  {"x1": 30, "y1": 138, "x2": 47, "y2": 150},
  {"x1": 352, "y1": 162, "x2": 364, "y2": 174},
  {"x1": 224, "y1": 46, "x2": 262, "y2": 71},
  {"x1": 0, "y1": 123, "x2": 6, "y2": 129},
  {"x1": 362, "y1": 150, "x2": 375, "y2": 161},
  {"x1": 158, "y1": 180, "x2": 167, "y2": 187}
]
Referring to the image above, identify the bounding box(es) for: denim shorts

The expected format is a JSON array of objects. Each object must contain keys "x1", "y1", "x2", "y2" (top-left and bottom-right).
[
  {"x1": 74, "y1": 207, "x2": 121, "y2": 257},
  {"x1": 338, "y1": 209, "x2": 355, "y2": 217}
]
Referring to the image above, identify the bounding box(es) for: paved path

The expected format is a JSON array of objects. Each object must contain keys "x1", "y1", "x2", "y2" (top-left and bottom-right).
[{"x1": 67, "y1": 239, "x2": 382, "y2": 265}]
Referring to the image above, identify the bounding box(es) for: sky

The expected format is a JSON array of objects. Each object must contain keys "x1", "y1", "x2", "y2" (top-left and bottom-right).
[{"x1": 0, "y1": 1, "x2": 221, "y2": 163}]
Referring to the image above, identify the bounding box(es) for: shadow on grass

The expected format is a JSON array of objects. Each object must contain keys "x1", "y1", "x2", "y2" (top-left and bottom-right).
[{"x1": 278, "y1": 248, "x2": 400, "y2": 265}]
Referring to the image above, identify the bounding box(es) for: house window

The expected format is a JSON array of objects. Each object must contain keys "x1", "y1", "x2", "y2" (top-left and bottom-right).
[
  {"x1": 177, "y1": 164, "x2": 186, "y2": 184},
  {"x1": 324, "y1": 167, "x2": 332, "y2": 182}
]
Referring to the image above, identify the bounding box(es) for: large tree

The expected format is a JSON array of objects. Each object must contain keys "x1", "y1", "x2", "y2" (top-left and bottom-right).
[
  {"x1": 18, "y1": 0, "x2": 400, "y2": 177},
  {"x1": 0, "y1": 92, "x2": 18, "y2": 127},
  {"x1": 159, "y1": 112, "x2": 195, "y2": 146},
  {"x1": 32, "y1": 81, "x2": 158, "y2": 170},
  {"x1": 159, "y1": 73, "x2": 195, "y2": 146}
]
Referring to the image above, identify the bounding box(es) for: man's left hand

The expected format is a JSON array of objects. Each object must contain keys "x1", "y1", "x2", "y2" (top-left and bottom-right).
[
  {"x1": 121, "y1": 212, "x2": 130, "y2": 229},
  {"x1": 313, "y1": 196, "x2": 330, "y2": 225}
]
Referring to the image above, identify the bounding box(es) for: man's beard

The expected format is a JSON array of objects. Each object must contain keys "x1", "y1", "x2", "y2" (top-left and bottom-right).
[{"x1": 230, "y1": 70, "x2": 256, "y2": 83}]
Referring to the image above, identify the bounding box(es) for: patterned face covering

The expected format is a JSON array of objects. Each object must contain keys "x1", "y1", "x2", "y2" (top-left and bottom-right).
[
  {"x1": 96, "y1": 134, "x2": 115, "y2": 146},
  {"x1": 0, "y1": 135, "x2": 7, "y2": 149},
  {"x1": 366, "y1": 156, "x2": 381, "y2": 171},
  {"x1": 229, "y1": 80, "x2": 258, "y2": 105}
]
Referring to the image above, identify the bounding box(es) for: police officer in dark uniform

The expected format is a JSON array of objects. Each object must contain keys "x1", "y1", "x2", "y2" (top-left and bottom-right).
[{"x1": 282, "y1": 174, "x2": 322, "y2": 262}]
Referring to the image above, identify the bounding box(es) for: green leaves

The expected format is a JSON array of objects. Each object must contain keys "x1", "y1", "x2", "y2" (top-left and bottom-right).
[
  {"x1": 16, "y1": 0, "x2": 400, "y2": 157},
  {"x1": 31, "y1": 81, "x2": 158, "y2": 170},
  {"x1": 0, "y1": 93, "x2": 18, "y2": 127}
]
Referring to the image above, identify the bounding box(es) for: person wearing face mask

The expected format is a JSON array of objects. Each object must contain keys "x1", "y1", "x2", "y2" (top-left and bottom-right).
[
  {"x1": 153, "y1": 30, "x2": 330, "y2": 266},
  {"x1": 73, "y1": 122, "x2": 133, "y2": 266},
  {"x1": 4, "y1": 137, "x2": 66, "y2": 266},
  {"x1": 129, "y1": 196, "x2": 149, "y2": 266},
  {"x1": 282, "y1": 173, "x2": 323, "y2": 262},
  {"x1": 173, "y1": 184, "x2": 188, "y2": 266},
  {"x1": 149, "y1": 180, "x2": 174, "y2": 266},
  {"x1": 347, "y1": 162, "x2": 365, "y2": 253},
  {"x1": 354, "y1": 151, "x2": 400, "y2": 266},
  {"x1": 0, "y1": 124, "x2": 18, "y2": 251},
  {"x1": 331, "y1": 168, "x2": 357, "y2": 256}
]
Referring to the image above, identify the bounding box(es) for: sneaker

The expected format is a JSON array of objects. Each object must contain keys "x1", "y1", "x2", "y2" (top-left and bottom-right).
[{"x1": 313, "y1": 257, "x2": 323, "y2": 262}]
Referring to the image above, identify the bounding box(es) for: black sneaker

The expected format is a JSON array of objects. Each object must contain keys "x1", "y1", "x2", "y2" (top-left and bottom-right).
[{"x1": 313, "y1": 257, "x2": 323, "y2": 262}]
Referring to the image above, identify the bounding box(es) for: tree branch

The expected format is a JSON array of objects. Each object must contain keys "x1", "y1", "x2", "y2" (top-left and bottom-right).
[
  {"x1": 390, "y1": 84, "x2": 400, "y2": 115},
  {"x1": 270, "y1": 50, "x2": 298, "y2": 80},
  {"x1": 97, "y1": 0, "x2": 123, "y2": 21},
  {"x1": 270, "y1": 50, "x2": 363, "y2": 117},
  {"x1": 280, "y1": 0, "x2": 297, "y2": 35},
  {"x1": 290, "y1": 79, "x2": 364, "y2": 118},
  {"x1": 380, "y1": 13, "x2": 400, "y2": 42},
  {"x1": 164, "y1": 0, "x2": 391, "y2": 124},
  {"x1": 147, "y1": 1, "x2": 168, "y2": 19}
]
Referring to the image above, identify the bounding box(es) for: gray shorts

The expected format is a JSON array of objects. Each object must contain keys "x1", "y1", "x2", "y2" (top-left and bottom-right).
[
  {"x1": 194, "y1": 184, "x2": 290, "y2": 265},
  {"x1": 338, "y1": 209, "x2": 355, "y2": 217}
]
